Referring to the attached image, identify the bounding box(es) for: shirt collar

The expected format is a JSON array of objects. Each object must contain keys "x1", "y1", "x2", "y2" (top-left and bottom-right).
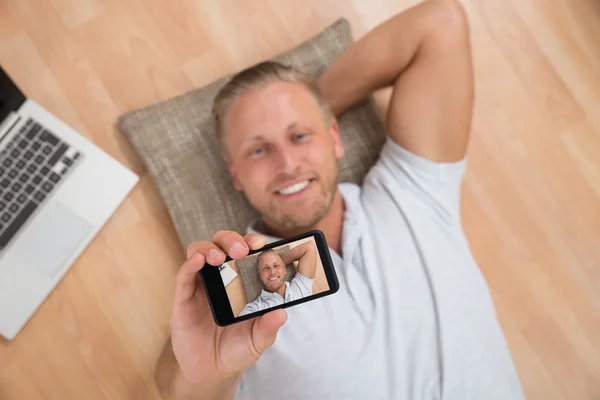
[
  {"x1": 338, "y1": 183, "x2": 362, "y2": 228},
  {"x1": 247, "y1": 183, "x2": 363, "y2": 263}
]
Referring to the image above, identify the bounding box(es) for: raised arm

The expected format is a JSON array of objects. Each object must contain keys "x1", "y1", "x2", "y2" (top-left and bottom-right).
[
  {"x1": 317, "y1": 0, "x2": 474, "y2": 163},
  {"x1": 155, "y1": 231, "x2": 287, "y2": 400},
  {"x1": 282, "y1": 241, "x2": 317, "y2": 279}
]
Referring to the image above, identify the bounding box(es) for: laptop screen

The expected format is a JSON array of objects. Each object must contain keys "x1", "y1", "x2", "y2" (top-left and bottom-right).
[{"x1": 0, "y1": 66, "x2": 26, "y2": 124}]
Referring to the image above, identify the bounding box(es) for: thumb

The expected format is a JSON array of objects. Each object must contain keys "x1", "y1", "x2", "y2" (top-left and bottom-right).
[{"x1": 251, "y1": 309, "x2": 288, "y2": 355}]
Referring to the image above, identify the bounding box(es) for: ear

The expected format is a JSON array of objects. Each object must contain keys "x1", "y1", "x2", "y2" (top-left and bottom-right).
[
  {"x1": 329, "y1": 119, "x2": 344, "y2": 160},
  {"x1": 226, "y1": 160, "x2": 243, "y2": 191}
]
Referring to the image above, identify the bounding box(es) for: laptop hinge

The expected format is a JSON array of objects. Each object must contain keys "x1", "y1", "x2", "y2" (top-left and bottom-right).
[{"x1": 0, "y1": 112, "x2": 21, "y2": 147}]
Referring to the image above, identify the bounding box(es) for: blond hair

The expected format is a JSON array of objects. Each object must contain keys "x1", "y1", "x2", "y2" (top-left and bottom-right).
[
  {"x1": 212, "y1": 61, "x2": 333, "y2": 157},
  {"x1": 257, "y1": 249, "x2": 279, "y2": 270}
]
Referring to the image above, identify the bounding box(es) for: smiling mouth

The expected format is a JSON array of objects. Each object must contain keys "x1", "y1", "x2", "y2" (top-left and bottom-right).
[
  {"x1": 276, "y1": 179, "x2": 312, "y2": 196},
  {"x1": 268, "y1": 276, "x2": 279, "y2": 281}
]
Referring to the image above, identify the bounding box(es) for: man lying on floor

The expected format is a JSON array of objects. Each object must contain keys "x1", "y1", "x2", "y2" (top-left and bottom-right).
[{"x1": 155, "y1": 1, "x2": 525, "y2": 399}]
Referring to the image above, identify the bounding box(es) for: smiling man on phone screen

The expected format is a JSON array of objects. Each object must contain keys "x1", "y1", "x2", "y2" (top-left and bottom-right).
[{"x1": 239, "y1": 243, "x2": 317, "y2": 316}]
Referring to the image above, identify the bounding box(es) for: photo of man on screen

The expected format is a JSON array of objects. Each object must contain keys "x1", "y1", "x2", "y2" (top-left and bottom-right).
[{"x1": 239, "y1": 241, "x2": 317, "y2": 316}]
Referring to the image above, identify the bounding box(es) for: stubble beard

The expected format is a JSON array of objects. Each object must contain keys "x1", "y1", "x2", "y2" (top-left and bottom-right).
[
  {"x1": 264, "y1": 277, "x2": 285, "y2": 293},
  {"x1": 265, "y1": 171, "x2": 337, "y2": 230}
]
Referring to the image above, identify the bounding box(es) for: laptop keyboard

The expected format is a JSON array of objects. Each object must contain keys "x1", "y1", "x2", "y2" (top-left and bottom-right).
[{"x1": 0, "y1": 118, "x2": 82, "y2": 250}]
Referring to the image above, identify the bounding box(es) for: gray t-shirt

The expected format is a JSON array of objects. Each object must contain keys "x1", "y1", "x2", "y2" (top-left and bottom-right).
[
  {"x1": 236, "y1": 139, "x2": 524, "y2": 400},
  {"x1": 239, "y1": 273, "x2": 314, "y2": 316}
]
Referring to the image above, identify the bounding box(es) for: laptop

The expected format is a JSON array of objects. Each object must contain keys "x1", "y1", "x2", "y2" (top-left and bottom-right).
[{"x1": 0, "y1": 66, "x2": 138, "y2": 340}]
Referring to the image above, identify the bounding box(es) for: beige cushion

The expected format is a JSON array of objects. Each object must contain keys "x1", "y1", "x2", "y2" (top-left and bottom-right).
[
  {"x1": 236, "y1": 246, "x2": 296, "y2": 303},
  {"x1": 119, "y1": 18, "x2": 386, "y2": 247}
]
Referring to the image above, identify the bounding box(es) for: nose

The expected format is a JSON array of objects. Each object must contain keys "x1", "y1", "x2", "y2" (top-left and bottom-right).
[{"x1": 272, "y1": 144, "x2": 299, "y2": 175}]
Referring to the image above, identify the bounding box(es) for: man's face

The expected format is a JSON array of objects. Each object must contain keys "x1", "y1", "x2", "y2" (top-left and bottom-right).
[
  {"x1": 222, "y1": 81, "x2": 344, "y2": 230},
  {"x1": 258, "y1": 252, "x2": 287, "y2": 292}
]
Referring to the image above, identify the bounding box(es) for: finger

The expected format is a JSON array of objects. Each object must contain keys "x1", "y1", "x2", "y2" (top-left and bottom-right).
[
  {"x1": 212, "y1": 230, "x2": 249, "y2": 260},
  {"x1": 174, "y1": 252, "x2": 206, "y2": 306},
  {"x1": 243, "y1": 233, "x2": 267, "y2": 251},
  {"x1": 251, "y1": 309, "x2": 288, "y2": 355},
  {"x1": 187, "y1": 241, "x2": 227, "y2": 266}
]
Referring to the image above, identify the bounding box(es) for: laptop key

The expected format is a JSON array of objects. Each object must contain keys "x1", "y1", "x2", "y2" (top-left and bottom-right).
[
  {"x1": 63, "y1": 157, "x2": 73, "y2": 167},
  {"x1": 0, "y1": 202, "x2": 5, "y2": 211},
  {"x1": 42, "y1": 182, "x2": 53, "y2": 192},
  {"x1": 18, "y1": 140, "x2": 28, "y2": 149},
  {"x1": 12, "y1": 183, "x2": 21, "y2": 192},
  {"x1": 0, "y1": 167, "x2": 4, "y2": 176},
  {"x1": 40, "y1": 166, "x2": 50, "y2": 175},
  {"x1": 34, "y1": 191, "x2": 45, "y2": 202},
  {"x1": 25, "y1": 185, "x2": 34, "y2": 194},
  {"x1": 4, "y1": 192, "x2": 13, "y2": 201},
  {"x1": 17, "y1": 194, "x2": 26, "y2": 203},
  {"x1": 2, "y1": 159, "x2": 11, "y2": 167},
  {"x1": 48, "y1": 144, "x2": 68, "y2": 166},
  {"x1": 40, "y1": 130, "x2": 60, "y2": 146},
  {"x1": 49, "y1": 172, "x2": 60, "y2": 183},
  {"x1": 33, "y1": 175, "x2": 42, "y2": 184},
  {"x1": 31, "y1": 142, "x2": 41, "y2": 151},
  {"x1": 24, "y1": 151, "x2": 34, "y2": 160},
  {"x1": 35, "y1": 155, "x2": 44, "y2": 164},
  {"x1": 27, "y1": 165, "x2": 37, "y2": 174},
  {"x1": 1, "y1": 214, "x2": 10, "y2": 222},
  {"x1": 19, "y1": 174, "x2": 29, "y2": 183},
  {"x1": 0, "y1": 201, "x2": 38, "y2": 249},
  {"x1": 26, "y1": 124, "x2": 42, "y2": 139},
  {"x1": 42, "y1": 146, "x2": 52, "y2": 155},
  {"x1": 8, "y1": 170, "x2": 17, "y2": 178},
  {"x1": 16, "y1": 160, "x2": 25, "y2": 169},
  {"x1": 0, "y1": 179, "x2": 9, "y2": 188},
  {"x1": 10, "y1": 149, "x2": 20, "y2": 158},
  {"x1": 9, "y1": 204, "x2": 18, "y2": 213}
]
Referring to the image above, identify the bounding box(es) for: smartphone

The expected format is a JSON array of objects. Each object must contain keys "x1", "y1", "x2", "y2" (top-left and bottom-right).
[{"x1": 200, "y1": 230, "x2": 339, "y2": 326}]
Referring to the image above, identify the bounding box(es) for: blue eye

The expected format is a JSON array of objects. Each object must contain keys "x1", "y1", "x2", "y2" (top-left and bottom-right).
[
  {"x1": 251, "y1": 147, "x2": 264, "y2": 156},
  {"x1": 295, "y1": 133, "x2": 307, "y2": 141}
]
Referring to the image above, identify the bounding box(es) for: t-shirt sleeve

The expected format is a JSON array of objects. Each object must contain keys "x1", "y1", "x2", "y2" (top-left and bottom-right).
[
  {"x1": 239, "y1": 301, "x2": 258, "y2": 317},
  {"x1": 364, "y1": 138, "x2": 467, "y2": 218},
  {"x1": 289, "y1": 272, "x2": 314, "y2": 297}
]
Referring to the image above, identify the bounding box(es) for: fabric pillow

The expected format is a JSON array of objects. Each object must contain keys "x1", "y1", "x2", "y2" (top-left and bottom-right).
[
  {"x1": 119, "y1": 18, "x2": 386, "y2": 247},
  {"x1": 236, "y1": 245, "x2": 296, "y2": 303}
]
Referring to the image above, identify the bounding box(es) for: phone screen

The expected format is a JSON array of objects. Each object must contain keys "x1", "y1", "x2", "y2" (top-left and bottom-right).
[{"x1": 201, "y1": 230, "x2": 338, "y2": 326}]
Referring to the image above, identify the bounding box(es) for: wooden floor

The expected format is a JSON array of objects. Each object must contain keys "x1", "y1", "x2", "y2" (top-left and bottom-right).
[{"x1": 0, "y1": 0, "x2": 599, "y2": 399}]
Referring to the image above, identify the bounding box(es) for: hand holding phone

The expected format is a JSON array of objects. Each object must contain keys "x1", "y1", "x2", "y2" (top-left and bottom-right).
[{"x1": 169, "y1": 231, "x2": 288, "y2": 385}]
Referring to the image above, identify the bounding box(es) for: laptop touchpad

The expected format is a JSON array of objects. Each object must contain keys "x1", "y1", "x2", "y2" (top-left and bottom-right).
[{"x1": 13, "y1": 201, "x2": 92, "y2": 278}]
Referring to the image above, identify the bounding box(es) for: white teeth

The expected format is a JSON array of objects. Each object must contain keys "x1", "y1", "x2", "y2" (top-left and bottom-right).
[
  {"x1": 269, "y1": 277, "x2": 278, "y2": 281},
  {"x1": 278, "y1": 180, "x2": 310, "y2": 196}
]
